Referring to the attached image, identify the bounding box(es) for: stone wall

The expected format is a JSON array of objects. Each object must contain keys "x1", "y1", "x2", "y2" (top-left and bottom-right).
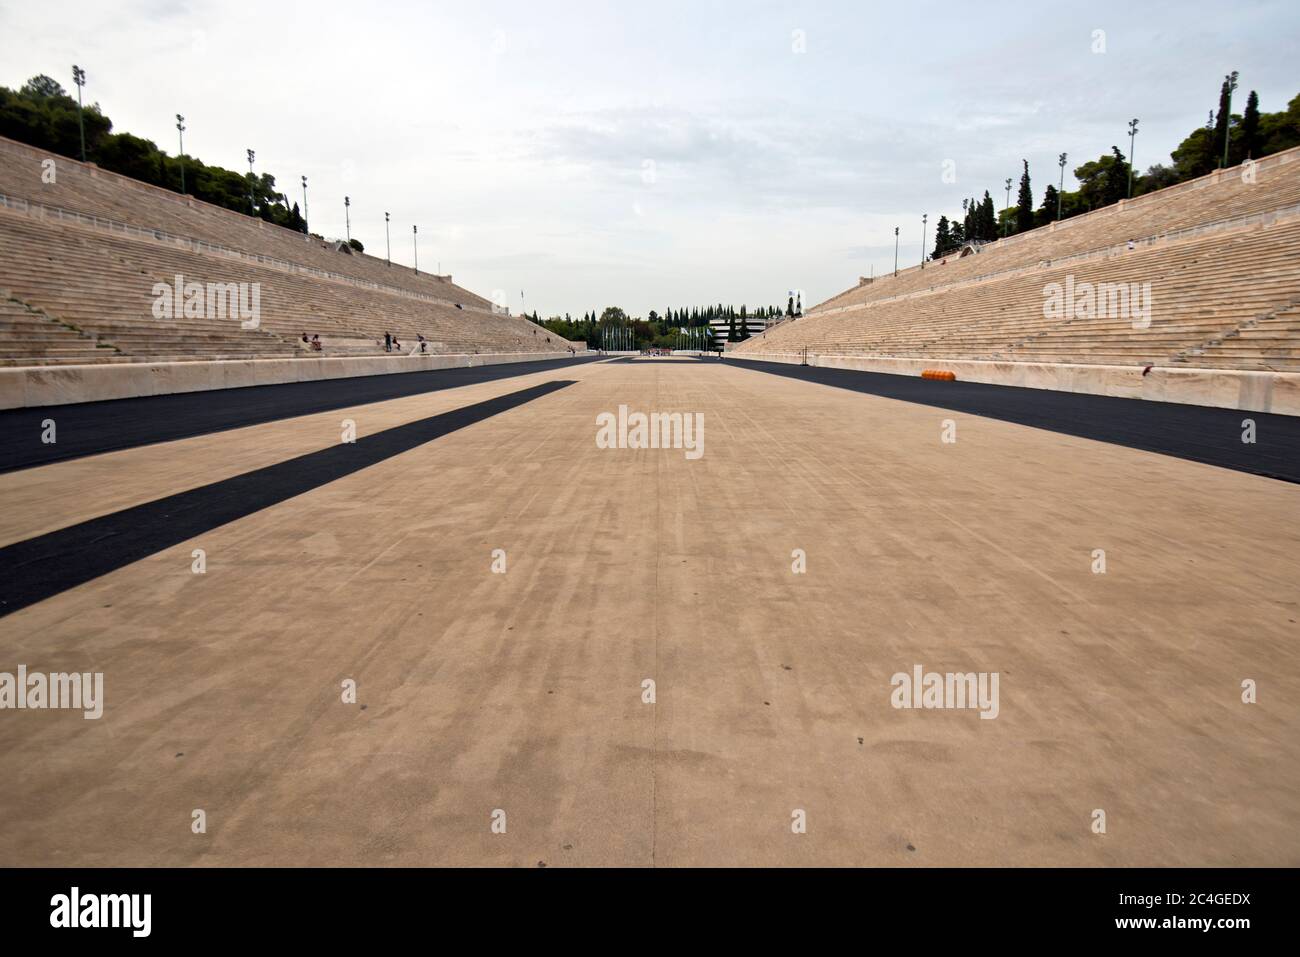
[{"x1": 0, "y1": 351, "x2": 584, "y2": 410}]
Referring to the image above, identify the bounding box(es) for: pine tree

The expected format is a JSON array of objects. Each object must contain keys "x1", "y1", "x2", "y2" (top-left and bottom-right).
[
  {"x1": 1239, "y1": 90, "x2": 1261, "y2": 161},
  {"x1": 932, "y1": 215, "x2": 951, "y2": 259},
  {"x1": 1038, "y1": 184, "x2": 1059, "y2": 227},
  {"x1": 1016, "y1": 160, "x2": 1034, "y2": 233},
  {"x1": 1108, "y1": 146, "x2": 1130, "y2": 205},
  {"x1": 979, "y1": 192, "x2": 996, "y2": 240},
  {"x1": 1213, "y1": 71, "x2": 1239, "y2": 168}
]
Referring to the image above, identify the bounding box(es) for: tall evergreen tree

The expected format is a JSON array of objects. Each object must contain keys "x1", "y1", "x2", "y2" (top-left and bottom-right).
[
  {"x1": 1037, "y1": 184, "x2": 1059, "y2": 227},
  {"x1": 1239, "y1": 90, "x2": 1261, "y2": 160},
  {"x1": 979, "y1": 192, "x2": 996, "y2": 240},
  {"x1": 1213, "y1": 71, "x2": 1240, "y2": 168},
  {"x1": 931, "y1": 215, "x2": 951, "y2": 258},
  {"x1": 1015, "y1": 160, "x2": 1034, "y2": 233}
]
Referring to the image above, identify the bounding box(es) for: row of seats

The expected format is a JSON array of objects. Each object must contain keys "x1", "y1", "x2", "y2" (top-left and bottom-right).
[
  {"x1": 0, "y1": 134, "x2": 492, "y2": 311},
  {"x1": 814, "y1": 148, "x2": 1300, "y2": 318},
  {"x1": 0, "y1": 207, "x2": 572, "y2": 364},
  {"x1": 740, "y1": 153, "x2": 1300, "y2": 373},
  {"x1": 0, "y1": 295, "x2": 122, "y2": 366}
]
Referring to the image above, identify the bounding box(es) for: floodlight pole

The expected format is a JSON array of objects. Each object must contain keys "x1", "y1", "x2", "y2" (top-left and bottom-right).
[
  {"x1": 385, "y1": 212, "x2": 391, "y2": 265},
  {"x1": 301, "y1": 176, "x2": 309, "y2": 235},
  {"x1": 1003, "y1": 178, "x2": 1012, "y2": 237},
  {"x1": 894, "y1": 226, "x2": 899, "y2": 276},
  {"x1": 412, "y1": 225, "x2": 418, "y2": 274},
  {"x1": 176, "y1": 115, "x2": 186, "y2": 194},
  {"x1": 72, "y1": 65, "x2": 87, "y2": 162},
  {"x1": 344, "y1": 196, "x2": 351, "y2": 243},
  {"x1": 1221, "y1": 73, "x2": 1238, "y2": 169},
  {"x1": 1057, "y1": 153, "x2": 1067, "y2": 220},
  {"x1": 1127, "y1": 119, "x2": 1139, "y2": 198},
  {"x1": 246, "y1": 149, "x2": 256, "y2": 215},
  {"x1": 920, "y1": 214, "x2": 927, "y2": 269}
]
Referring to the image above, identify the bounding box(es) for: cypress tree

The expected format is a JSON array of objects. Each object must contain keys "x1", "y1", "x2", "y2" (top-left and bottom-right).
[
  {"x1": 1016, "y1": 160, "x2": 1034, "y2": 233},
  {"x1": 1212, "y1": 71, "x2": 1239, "y2": 168},
  {"x1": 1107, "y1": 146, "x2": 1130, "y2": 205},
  {"x1": 1239, "y1": 90, "x2": 1261, "y2": 160},
  {"x1": 932, "y1": 215, "x2": 951, "y2": 258},
  {"x1": 980, "y1": 192, "x2": 996, "y2": 240}
]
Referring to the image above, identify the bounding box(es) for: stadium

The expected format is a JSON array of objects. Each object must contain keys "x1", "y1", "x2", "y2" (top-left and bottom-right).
[{"x1": 0, "y1": 0, "x2": 1297, "y2": 932}]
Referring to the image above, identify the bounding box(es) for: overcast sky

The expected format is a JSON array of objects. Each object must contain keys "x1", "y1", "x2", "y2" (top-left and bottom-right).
[{"x1": 2, "y1": 0, "x2": 1296, "y2": 317}]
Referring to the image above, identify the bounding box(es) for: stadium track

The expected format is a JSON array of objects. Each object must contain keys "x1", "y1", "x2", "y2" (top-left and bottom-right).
[
  {"x1": 0, "y1": 354, "x2": 602, "y2": 474},
  {"x1": 1, "y1": 356, "x2": 1297, "y2": 867},
  {"x1": 3, "y1": 353, "x2": 1295, "y2": 481},
  {"x1": 0, "y1": 381, "x2": 575, "y2": 616},
  {"x1": 726, "y1": 357, "x2": 1300, "y2": 483}
]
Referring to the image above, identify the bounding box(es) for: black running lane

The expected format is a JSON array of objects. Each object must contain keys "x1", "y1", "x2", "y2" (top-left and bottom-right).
[
  {"x1": 730, "y1": 358, "x2": 1300, "y2": 483},
  {"x1": 0, "y1": 380, "x2": 574, "y2": 617},
  {"x1": 0, "y1": 355, "x2": 599, "y2": 474}
]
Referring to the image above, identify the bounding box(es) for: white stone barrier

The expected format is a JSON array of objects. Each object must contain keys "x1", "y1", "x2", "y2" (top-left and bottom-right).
[{"x1": 0, "y1": 351, "x2": 583, "y2": 410}]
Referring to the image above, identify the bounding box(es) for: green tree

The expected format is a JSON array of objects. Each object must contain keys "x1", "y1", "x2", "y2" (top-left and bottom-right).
[
  {"x1": 979, "y1": 192, "x2": 996, "y2": 240},
  {"x1": 1212, "y1": 71, "x2": 1239, "y2": 168},
  {"x1": 931, "y1": 215, "x2": 951, "y2": 258},
  {"x1": 1138, "y1": 163, "x2": 1181, "y2": 195},
  {"x1": 1238, "y1": 90, "x2": 1261, "y2": 161},
  {"x1": 1074, "y1": 148, "x2": 1128, "y2": 211},
  {"x1": 20, "y1": 75, "x2": 66, "y2": 98},
  {"x1": 1015, "y1": 160, "x2": 1034, "y2": 233},
  {"x1": 1170, "y1": 122, "x2": 1217, "y2": 180},
  {"x1": 1258, "y1": 93, "x2": 1300, "y2": 155},
  {"x1": 1035, "y1": 184, "x2": 1058, "y2": 228}
]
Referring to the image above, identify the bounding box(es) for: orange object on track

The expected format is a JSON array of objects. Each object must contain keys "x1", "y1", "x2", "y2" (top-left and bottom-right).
[{"x1": 921, "y1": 370, "x2": 957, "y2": 381}]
